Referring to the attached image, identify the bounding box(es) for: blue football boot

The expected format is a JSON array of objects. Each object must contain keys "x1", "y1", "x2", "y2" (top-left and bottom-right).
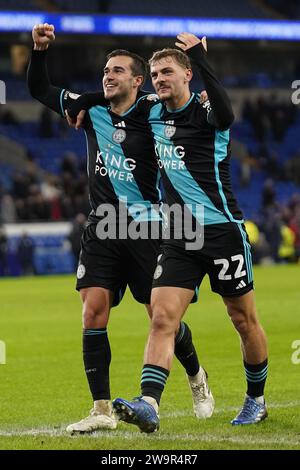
[
  {"x1": 231, "y1": 395, "x2": 268, "y2": 425},
  {"x1": 112, "y1": 397, "x2": 159, "y2": 433}
]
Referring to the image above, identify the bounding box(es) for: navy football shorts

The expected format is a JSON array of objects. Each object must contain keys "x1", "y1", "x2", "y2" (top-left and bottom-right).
[
  {"x1": 152, "y1": 222, "x2": 253, "y2": 298},
  {"x1": 76, "y1": 223, "x2": 160, "y2": 306}
]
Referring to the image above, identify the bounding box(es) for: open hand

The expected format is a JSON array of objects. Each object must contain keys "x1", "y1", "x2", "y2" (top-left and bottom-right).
[{"x1": 175, "y1": 32, "x2": 207, "y2": 52}]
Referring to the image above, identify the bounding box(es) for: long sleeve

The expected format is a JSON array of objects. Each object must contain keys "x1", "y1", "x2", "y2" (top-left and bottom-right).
[
  {"x1": 66, "y1": 89, "x2": 150, "y2": 118},
  {"x1": 187, "y1": 44, "x2": 234, "y2": 130},
  {"x1": 66, "y1": 92, "x2": 106, "y2": 118},
  {"x1": 27, "y1": 49, "x2": 70, "y2": 116}
]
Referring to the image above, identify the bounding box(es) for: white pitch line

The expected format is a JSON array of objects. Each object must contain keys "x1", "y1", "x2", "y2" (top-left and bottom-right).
[
  {"x1": 91, "y1": 431, "x2": 300, "y2": 447},
  {"x1": 0, "y1": 401, "x2": 299, "y2": 447},
  {"x1": 162, "y1": 400, "x2": 300, "y2": 418},
  {"x1": 0, "y1": 428, "x2": 299, "y2": 447},
  {"x1": 0, "y1": 428, "x2": 63, "y2": 437}
]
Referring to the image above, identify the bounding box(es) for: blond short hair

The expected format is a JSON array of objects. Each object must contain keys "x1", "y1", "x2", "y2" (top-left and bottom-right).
[{"x1": 149, "y1": 48, "x2": 192, "y2": 70}]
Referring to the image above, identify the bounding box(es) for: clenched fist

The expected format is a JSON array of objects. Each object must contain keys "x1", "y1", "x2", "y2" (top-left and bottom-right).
[{"x1": 32, "y1": 23, "x2": 55, "y2": 51}]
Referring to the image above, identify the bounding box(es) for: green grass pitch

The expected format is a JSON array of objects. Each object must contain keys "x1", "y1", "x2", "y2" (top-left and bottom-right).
[{"x1": 0, "y1": 265, "x2": 299, "y2": 450}]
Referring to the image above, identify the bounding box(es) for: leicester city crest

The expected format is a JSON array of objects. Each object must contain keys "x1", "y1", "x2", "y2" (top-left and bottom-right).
[
  {"x1": 112, "y1": 128, "x2": 126, "y2": 143},
  {"x1": 153, "y1": 265, "x2": 163, "y2": 280},
  {"x1": 77, "y1": 264, "x2": 86, "y2": 279},
  {"x1": 164, "y1": 125, "x2": 176, "y2": 139}
]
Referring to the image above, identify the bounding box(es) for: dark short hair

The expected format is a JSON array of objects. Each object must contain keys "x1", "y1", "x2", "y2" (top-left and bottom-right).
[
  {"x1": 149, "y1": 48, "x2": 191, "y2": 70},
  {"x1": 106, "y1": 49, "x2": 148, "y2": 87}
]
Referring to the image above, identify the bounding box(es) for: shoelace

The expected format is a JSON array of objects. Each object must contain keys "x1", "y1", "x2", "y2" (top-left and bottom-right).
[
  {"x1": 191, "y1": 382, "x2": 209, "y2": 402},
  {"x1": 238, "y1": 398, "x2": 261, "y2": 419}
]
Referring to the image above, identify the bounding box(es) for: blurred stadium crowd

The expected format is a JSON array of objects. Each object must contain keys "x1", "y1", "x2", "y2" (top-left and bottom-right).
[
  {"x1": 0, "y1": 0, "x2": 300, "y2": 275},
  {"x1": 0, "y1": 0, "x2": 299, "y2": 19}
]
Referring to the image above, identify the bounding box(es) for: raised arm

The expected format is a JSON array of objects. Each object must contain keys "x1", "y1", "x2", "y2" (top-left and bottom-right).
[
  {"x1": 176, "y1": 33, "x2": 234, "y2": 130},
  {"x1": 27, "y1": 23, "x2": 79, "y2": 117}
]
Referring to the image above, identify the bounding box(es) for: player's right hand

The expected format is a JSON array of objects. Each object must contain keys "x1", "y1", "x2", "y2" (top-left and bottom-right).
[
  {"x1": 66, "y1": 109, "x2": 86, "y2": 130},
  {"x1": 32, "y1": 23, "x2": 55, "y2": 50},
  {"x1": 175, "y1": 33, "x2": 207, "y2": 53},
  {"x1": 200, "y1": 90, "x2": 208, "y2": 103}
]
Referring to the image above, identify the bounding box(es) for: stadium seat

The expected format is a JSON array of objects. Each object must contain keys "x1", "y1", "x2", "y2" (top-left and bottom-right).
[{"x1": 34, "y1": 247, "x2": 74, "y2": 274}]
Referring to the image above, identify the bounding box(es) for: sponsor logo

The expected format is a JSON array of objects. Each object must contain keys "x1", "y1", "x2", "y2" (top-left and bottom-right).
[
  {"x1": 68, "y1": 92, "x2": 80, "y2": 100},
  {"x1": 95, "y1": 150, "x2": 136, "y2": 181},
  {"x1": 236, "y1": 280, "x2": 247, "y2": 289},
  {"x1": 202, "y1": 98, "x2": 212, "y2": 116},
  {"x1": 202, "y1": 99, "x2": 211, "y2": 108},
  {"x1": 155, "y1": 143, "x2": 185, "y2": 159},
  {"x1": 63, "y1": 90, "x2": 80, "y2": 101},
  {"x1": 155, "y1": 142, "x2": 186, "y2": 170},
  {"x1": 115, "y1": 121, "x2": 126, "y2": 128}
]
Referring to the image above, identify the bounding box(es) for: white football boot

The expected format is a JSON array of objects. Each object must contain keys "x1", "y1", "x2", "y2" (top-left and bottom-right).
[
  {"x1": 66, "y1": 400, "x2": 118, "y2": 434},
  {"x1": 187, "y1": 366, "x2": 215, "y2": 418}
]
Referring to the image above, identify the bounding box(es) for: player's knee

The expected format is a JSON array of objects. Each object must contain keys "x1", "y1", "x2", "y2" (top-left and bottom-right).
[
  {"x1": 82, "y1": 301, "x2": 109, "y2": 328},
  {"x1": 228, "y1": 306, "x2": 258, "y2": 337},
  {"x1": 151, "y1": 304, "x2": 178, "y2": 335},
  {"x1": 231, "y1": 315, "x2": 250, "y2": 336}
]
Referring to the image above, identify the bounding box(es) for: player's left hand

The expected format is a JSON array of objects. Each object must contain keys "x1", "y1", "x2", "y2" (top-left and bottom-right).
[{"x1": 175, "y1": 33, "x2": 207, "y2": 52}]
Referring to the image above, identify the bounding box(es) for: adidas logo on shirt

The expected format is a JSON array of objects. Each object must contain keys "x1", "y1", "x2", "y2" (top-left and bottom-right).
[
  {"x1": 236, "y1": 280, "x2": 246, "y2": 290},
  {"x1": 115, "y1": 121, "x2": 126, "y2": 128}
]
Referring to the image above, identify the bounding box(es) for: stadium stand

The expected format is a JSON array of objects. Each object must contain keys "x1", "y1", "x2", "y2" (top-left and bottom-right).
[
  {"x1": 262, "y1": 0, "x2": 300, "y2": 18},
  {"x1": 0, "y1": 1, "x2": 299, "y2": 276},
  {"x1": 1, "y1": 223, "x2": 75, "y2": 276},
  {"x1": 107, "y1": 0, "x2": 269, "y2": 18},
  {"x1": 0, "y1": 0, "x2": 271, "y2": 17},
  {"x1": 52, "y1": 0, "x2": 105, "y2": 12},
  {"x1": 0, "y1": 0, "x2": 109, "y2": 13},
  {"x1": 0, "y1": 0, "x2": 37, "y2": 10}
]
